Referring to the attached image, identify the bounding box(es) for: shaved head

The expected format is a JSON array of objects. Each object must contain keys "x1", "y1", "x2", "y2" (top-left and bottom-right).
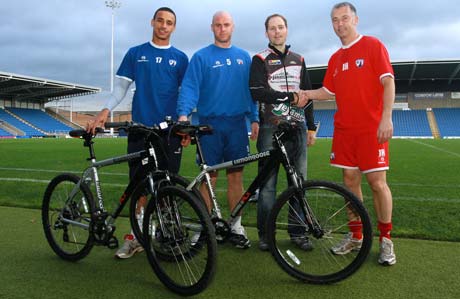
[{"x1": 212, "y1": 11, "x2": 233, "y2": 25}]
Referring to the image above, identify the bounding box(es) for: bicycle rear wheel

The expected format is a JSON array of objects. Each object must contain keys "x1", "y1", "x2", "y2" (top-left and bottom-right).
[
  {"x1": 130, "y1": 172, "x2": 202, "y2": 247},
  {"x1": 143, "y1": 185, "x2": 216, "y2": 296},
  {"x1": 42, "y1": 173, "x2": 95, "y2": 261},
  {"x1": 266, "y1": 180, "x2": 372, "y2": 284}
]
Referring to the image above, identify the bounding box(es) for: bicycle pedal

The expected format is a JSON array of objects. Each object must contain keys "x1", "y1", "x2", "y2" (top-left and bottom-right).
[{"x1": 107, "y1": 236, "x2": 118, "y2": 249}]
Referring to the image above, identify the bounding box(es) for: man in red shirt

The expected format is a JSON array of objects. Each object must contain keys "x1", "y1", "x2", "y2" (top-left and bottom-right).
[{"x1": 300, "y1": 2, "x2": 396, "y2": 266}]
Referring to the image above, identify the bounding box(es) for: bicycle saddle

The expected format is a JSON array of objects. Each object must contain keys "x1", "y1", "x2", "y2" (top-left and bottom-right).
[{"x1": 69, "y1": 127, "x2": 104, "y2": 139}]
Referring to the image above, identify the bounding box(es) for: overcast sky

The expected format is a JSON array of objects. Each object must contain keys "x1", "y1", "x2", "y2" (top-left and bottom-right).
[{"x1": 1, "y1": 0, "x2": 459, "y2": 110}]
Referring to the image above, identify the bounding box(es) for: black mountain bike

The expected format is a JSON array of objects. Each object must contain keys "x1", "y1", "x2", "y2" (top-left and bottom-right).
[
  {"x1": 176, "y1": 119, "x2": 373, "y2": 284},
  {"x1": 41, "y1": 120, "x2": 216, "y2": 296}
]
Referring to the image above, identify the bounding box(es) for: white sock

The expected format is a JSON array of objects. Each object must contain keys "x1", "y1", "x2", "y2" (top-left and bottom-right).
[{"x1": 231, "y1": 216, "x2": 245, "y2": 235}]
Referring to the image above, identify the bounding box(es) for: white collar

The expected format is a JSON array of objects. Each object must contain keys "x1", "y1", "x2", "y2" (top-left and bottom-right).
[
  {"x1": 149, "y1": 41, "x2": 171, "y2": 49},
  {"x1": 342, "y1": 34, "x2": 363, "y2": 49}
]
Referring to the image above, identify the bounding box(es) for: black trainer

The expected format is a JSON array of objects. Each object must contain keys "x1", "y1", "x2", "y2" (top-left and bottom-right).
[
  {"x1": 291, "y1": 235, "x2": 313, "y2": 251},
  {"x1": 258, "y1": 238, "x2": 269, "y2": 251},
  {"x1": 228, "y1": 233, "x2": 251, "y2": 249}
]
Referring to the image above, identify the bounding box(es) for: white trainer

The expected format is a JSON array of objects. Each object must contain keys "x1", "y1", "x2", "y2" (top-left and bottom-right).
[
  {"x1": 378, "y1": 237, "x2": 396, "y2": 266},
  {"x1": 331, "y1": 232, "x2": 363, "y2": 255},
  {"x1": 114, "y1": 235, "x2": 144, "y2": 259}
]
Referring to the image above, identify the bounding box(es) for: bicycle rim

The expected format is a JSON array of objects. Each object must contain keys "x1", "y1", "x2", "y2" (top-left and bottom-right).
[
  {"x1": 130, "y1": 172, "x2": 202, "y2": 247},
  {"x1": 42, "y1": 173, "x2": 94, "y2": 261},
  {"x1": 267, "y1": 180, "x2": 372, "y2": 284},
  {"x1": 143, "y1": 185, "x2": 216, "y2": 296}
]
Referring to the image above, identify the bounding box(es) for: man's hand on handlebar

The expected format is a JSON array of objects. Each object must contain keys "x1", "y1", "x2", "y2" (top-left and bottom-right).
[
  {"x1": 86, "y1": 108, "x2": 110, "y2": 135},
  {"x1": 177, "y1": 115, "x2": 192, "y2": 147},
  {"x1": 177, "y1": 133, "x2": 191, "y2": 147}
]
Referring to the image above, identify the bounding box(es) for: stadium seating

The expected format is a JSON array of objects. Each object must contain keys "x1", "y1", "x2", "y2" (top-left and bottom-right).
[
  {"x1": 0, "y1": 127, "x2": 13, "y2": 137},
  {"x1": 0, "y1": 108, "x2": 45, "y2": 137},
  {"x1": 314, "y1": 109, "x2": 433, "y2": 138},
  {"x1": 433, "y1": 108, "x2": 460, "y2": 138},
  {"x1": 7, "y1": 108, "x2": 73, "y2": 134},
  {"x1": 392, "y1": 110, "x2": 432, "y2": 137},
  {"x1": 313, "y1": 110, "x2": 335, "y2": 137}
]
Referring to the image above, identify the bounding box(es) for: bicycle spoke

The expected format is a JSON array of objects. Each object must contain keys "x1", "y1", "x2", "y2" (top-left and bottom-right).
[
  {"x1": 42, "y1": 174, "x2": 94, "y2": 261},
  {"x1": 267, "y1": 181, "x2": 372, "y2": 284}
]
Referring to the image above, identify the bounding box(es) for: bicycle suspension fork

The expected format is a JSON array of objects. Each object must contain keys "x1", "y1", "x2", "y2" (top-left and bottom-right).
[{"x1": 278, "y1": 136, "x2": 324, "y2": 238}]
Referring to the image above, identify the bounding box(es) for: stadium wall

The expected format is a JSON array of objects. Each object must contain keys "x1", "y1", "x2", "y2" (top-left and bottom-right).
[
  {"x1": 68, "y1": 111, "x2": 131, "y2": 127},
  {"x1": 407, "y1": 92, "x2": 460, "y2": 109},
  {"x1": 312, "y1": 92, "x2": 460, "y2": 110}
]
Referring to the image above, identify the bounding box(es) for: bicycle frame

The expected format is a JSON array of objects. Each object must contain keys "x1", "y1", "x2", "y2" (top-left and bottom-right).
[
  {"x1": 80, "y1": 148, "x2": 158, "y2": 223},
  {"x1": 186, "y1": 124, "x2": 303, "y2": 225},
  {"x1": 65, "y1": 127, "x2": 165, "y2": 234}
]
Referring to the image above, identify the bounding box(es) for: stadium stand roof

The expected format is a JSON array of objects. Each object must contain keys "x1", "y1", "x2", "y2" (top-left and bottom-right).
[
  {"x1": 308, "y1": 59, "x2": 460, "y2": 93},
  {"x1": 0, "y1": 71, "x2": 100, "y2": 104},
  {"x1": 2, "y1": 59, "x2": 459, "y2": 108}
]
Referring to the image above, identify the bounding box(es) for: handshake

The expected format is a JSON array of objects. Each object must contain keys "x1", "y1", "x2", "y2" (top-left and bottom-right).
[{"x1": 292, "y1": 90, "x2": 312, "y2": 108}]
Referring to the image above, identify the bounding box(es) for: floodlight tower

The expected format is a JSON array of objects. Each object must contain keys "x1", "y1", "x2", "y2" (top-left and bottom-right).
[{"x1": 105, "y1": 0, "x2": 121, "y2": 134}]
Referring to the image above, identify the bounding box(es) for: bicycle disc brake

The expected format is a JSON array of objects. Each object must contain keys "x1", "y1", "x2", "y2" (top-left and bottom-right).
[{"x1": 212, "y1": 217, "x2": 230, "y2": 243}]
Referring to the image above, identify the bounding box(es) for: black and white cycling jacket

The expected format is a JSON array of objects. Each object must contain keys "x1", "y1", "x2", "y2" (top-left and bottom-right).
[{"x1": 249, "y1": 44, "x2": 316, "y2": 131}]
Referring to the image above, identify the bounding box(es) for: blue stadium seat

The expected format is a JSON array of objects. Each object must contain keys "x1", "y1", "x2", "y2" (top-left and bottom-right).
[
  {"x1": 0, "y1": 108, "x2": 45, "y2": 137},
  {"x1": 314, "y1": 109, "x2": 433, "y2": 138},
  {"x1": 7, "y1": 108, "x2": 73, "y2": 134},
  {"x1": 433, "y1": 108, "x2": 460, "y2": 138},
  {"x1": 313, "y1": 110, "x2": 335, "y2": 138},
  {"x1": 0, "y1": 127, "x2": 13, "y2": 137},
  {"x1": 392, "y1": 110, "x2": 432, "y2": 137}
]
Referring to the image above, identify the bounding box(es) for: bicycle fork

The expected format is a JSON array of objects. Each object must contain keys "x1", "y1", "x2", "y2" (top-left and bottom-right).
[{"x1": 280, "y1": 144, "x2": 324, "y2": 239}]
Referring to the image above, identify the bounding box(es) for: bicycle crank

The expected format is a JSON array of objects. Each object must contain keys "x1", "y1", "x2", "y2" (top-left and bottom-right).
[{"x1": 212, "y1": 218, "x2": 230, "y2": 243}]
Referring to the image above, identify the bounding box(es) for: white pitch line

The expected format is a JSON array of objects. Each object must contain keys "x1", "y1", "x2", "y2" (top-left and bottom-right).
[
  {"x1": 0, "y1": 177, "x2": 125, "y2": 187},
  {"x1": 406, "y1": 139, "x2": 460, "y2": 158},
  {"x1": 0, "y1": 167, "x2": 126, "y2": 176},
  {"x1": 1, "y1": 177, "x2": 458, "y2": 203}
]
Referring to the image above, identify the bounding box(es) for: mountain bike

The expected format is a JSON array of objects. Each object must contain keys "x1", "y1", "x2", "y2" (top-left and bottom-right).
[
  {"x1": 41, "y1": 120, "x2": 217, "y2": 296},
  {"x1": 176, "y1": 119, "x2": 373, "y2": 284}
]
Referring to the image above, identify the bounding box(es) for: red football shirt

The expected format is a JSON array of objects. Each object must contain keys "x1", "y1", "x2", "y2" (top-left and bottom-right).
[{"x1": 323, "y1": 35, "x2": 394, "y2": 133}]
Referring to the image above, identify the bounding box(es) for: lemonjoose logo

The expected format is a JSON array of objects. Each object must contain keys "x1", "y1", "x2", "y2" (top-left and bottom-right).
[{"x1": 272, "y1": 103, "x2": 289, "y2": 116}]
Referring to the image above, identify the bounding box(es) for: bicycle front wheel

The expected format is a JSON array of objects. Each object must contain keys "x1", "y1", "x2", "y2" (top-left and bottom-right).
[
  {"x1": 266, "y1": 180, "x2": 372, "y2": 284},
  {"x1": 42, "y1": 173, "x2": 95, "y2": 261},
  {"x1": 130, "y1": 172, "x2": 202, "y2": 247},
  {"x1": 143, "y1": 185, "x2": 216, "y2": 296}
]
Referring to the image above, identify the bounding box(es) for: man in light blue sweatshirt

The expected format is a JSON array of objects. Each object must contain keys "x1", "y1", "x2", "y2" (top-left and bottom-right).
[{"x1": 177, "y1": 11, "x2": 259, "y2": 249}]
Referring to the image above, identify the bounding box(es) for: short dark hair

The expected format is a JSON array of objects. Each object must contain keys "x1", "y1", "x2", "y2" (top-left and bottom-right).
[
  {"x1": 264, "y1": 14, "x2": 288, "y2": 31},
  {"x1": 332, "y1": 2, "x2": 357, "y2": 15},
  {"x1": 153, "y1": 7, "x2": 176, "y2": 24}
]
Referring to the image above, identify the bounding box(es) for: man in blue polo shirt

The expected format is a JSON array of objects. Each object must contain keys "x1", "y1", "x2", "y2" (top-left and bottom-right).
[
  {"x1": 87, "y1": 7, "x2": 188, "y2": 259},
  {"x1": 177, "y1": 11, "x2": 259, "y2": 249}
]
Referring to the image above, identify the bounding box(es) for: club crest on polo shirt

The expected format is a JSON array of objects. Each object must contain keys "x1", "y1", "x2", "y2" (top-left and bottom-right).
[
  {"x1": 355, "y1": 59, "x2": 364, "y2": 68},
  {"x1": 169, "y1": 59, "x2": 177, "y2": 66}
]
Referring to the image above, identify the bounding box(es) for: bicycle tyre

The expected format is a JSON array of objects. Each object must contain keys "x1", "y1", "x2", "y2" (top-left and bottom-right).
[
  {"x1": 143, "y1": 185, "x2": 216, "y2": 296},
  {"x1": 42, "y1": 173, "x2": 95, "y2": 261},
  {"x1": 129, "y1": 172, "x2": 202, "y2": 247},
  {"x1": 266, "y1": 180, "x2": 372, "y2": 284}
]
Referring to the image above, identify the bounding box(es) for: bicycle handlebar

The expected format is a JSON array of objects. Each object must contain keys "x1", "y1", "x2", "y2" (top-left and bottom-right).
[
  {"x1": 104, "y1": 120, "x2": 213, "y2": 137},
  {"x1": 172, "y1": 123, "x2": 213, "y2": 136},
  {"x1": 104, "y1": 121, "x2": 134, "y2": 129}
]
